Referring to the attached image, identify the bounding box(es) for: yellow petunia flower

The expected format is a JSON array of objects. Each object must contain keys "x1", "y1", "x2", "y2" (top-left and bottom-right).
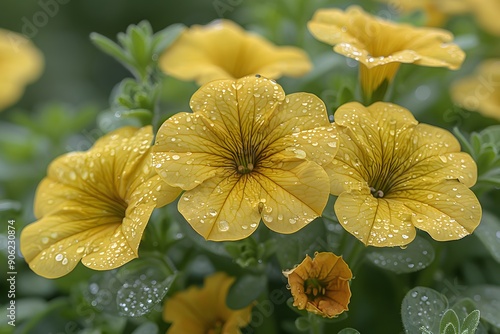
[
  {"x1": 20, "y1": 126, "x2": 181, "y2": 279},
  {"x1": 467, "y1": 0, "x2": 500, "y2": 36},
  {"x1": 307, "y1": 6, "x2": 465, "y2": 103},
  {"x1": 159, "y1": 19, "x2": 312, "y2": 85},
  {"x1": 153, "y1": 75, "x2": 338, "y2": 241},
  {"x1": 451, "y1": 59, "x2": 500, "y2": 122},
  {"x1": 0, "y1": 28, "x2": 43, "y2": 111},
  {"x1": 326, "y1": 102, "x2": 481, "y2": 247},
  {"x1": 163, "y1": 272, "x2": 252, "y2": 334},
  {"x1": 283, "y1": 252, "x2": 352, "y2": 318}
]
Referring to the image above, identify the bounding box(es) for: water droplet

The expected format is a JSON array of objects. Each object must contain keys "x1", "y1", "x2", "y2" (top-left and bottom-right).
[
  {"x1": 263, "y1": 215, "x2": 273, "y2": 223},
  {"x1": 76, "y1": 246, "x2": 85, "y2": 254},
  {"x1": 218, "y1": 220, "x2": 229, "y2": 232},
  {"x1": 55, "y1": 254, "x2": 64, "y2": 262},
  {"x1": 172, "y1": 155, "x2": 180, "y2": 160}
]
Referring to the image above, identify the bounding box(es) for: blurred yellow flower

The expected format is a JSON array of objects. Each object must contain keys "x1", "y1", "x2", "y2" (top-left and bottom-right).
[
  {"x1": 451, "y1": 59, "x2": 500, "y2": 122},
  {"x1": 383, "y1": 0, "x2": 500, "y2": 36},
  {"x1": 153, "y1": 75, "x2": 338, "y2": 241},
  {"x1": 326, "y1": 102, "x2": 481, "y2": 247},
  {"x1": 283, "y1": 252, "x2": 352, "y2": 318},
  {"x1": 379, "y1": 0, "x2": 449, "y2": 27},
  {"x1": 0, "y1": 28, "x2": 43, "y2": 111},
  {"x1": 21, "y1": 126, "x2": 181, "y2": 279},
  {"x1": 307, "y1": 6, "x2": 464, "y2": 102},
  {"x1": 159, "y1": 19, "x2": 312, "y2": 85},
  {"x1": 163, "y1": 272, "x2": 252, "y2": 334}
]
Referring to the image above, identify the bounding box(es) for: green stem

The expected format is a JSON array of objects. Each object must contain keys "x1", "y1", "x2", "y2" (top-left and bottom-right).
[
  {"x1": 308, "y1": 313, "x2": 325, "y2": 334},
  {"x1": 345, "y1": 238, "x2": 366, "y2": 274}
]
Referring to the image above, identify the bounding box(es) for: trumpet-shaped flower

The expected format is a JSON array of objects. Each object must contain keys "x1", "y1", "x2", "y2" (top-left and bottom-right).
[
  {"x1": 163, "y1": 272, "x2": 252, "y2": 334},
  {"x1": 21, "y1": 126, "x2": 181, "y2": 279},
  {"x1": 307, "y1": 6, "x2": 465, "y2": 102},
  {"x1": 159, "y1": 20, "x2": 312, "y2": 85},
  {"x1": 326, "y1": 102, "x2": 481, "y2": 247},
  {"x1": 451, "y1": 59, "x2": 500, "y2": 121},
  {"x1": 0, "y1": 28, "x2": 43, "y2": 111},
  {"x1": 153, "y1": 75, "x2": 338, "y2": 241},
  {"x1": 283, "y1": 252, "x2": 352, "y2": 318}
]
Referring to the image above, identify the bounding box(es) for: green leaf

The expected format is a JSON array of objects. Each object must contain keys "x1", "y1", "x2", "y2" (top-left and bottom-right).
[
  {"x1": 462, "y1": 285, "x2": 500, "y2": 329},
  {"x1": 338, "y1": 328, "x2": 361, "y2": 334},
  {"x1": 442, "y1": 322, "x2": 457, "y2": 334},
  {"x1": 152, "y1": 23, "x2": 186, "y2": 55},
  {"x1": 366, "y1": 235, "x2": 435, "y2": 274},
  {"x1": 474, "y1": 210, "x2": 500, "y2": 263},
  {"x1": 131, "y1": 322, "x2": 159, "y2": 334},
  {"x1": 461, "y1": 310, "x2": 480, "y2": 334},
  {"x1": 90, "y1": 32, "x2": 131, "y2": 68},
  {"x1": 402, "y1": 287, "x2": 448, "y2": 334},
  {"x1": 84, "y1": 258, "x2": 176, "y2": 317},
  {"x1": 440, "y1": 309, "x2": 460, "y2": 334},
  {"x1": 226, "y1": 274, "x2": 267, "y2": 309}
]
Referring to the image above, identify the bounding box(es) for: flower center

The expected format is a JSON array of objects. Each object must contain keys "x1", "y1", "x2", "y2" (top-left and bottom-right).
[
  {"x1": 370, "y1": 186, "x2": 384, "y2": 198},
  {"x1": 304, "y1": 278, "x2": 326, "y2": 300},
  {"x1": 235, "y1": 147, "x2": 257, "y2": 174},
  {"x1": 207, "y1": 320, "x2": 224, "y2": 334}
]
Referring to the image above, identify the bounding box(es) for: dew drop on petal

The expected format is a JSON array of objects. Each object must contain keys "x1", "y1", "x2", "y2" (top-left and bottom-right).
[
  {"x1": 55, "y1": 254, "x2": 64, "y2": 262},
  {"x1": 218, "y1": 220, "x2": 229, "y2": 232},
  {"x1": 172, "y1": 155, "x2": 180, "y2": 160}
]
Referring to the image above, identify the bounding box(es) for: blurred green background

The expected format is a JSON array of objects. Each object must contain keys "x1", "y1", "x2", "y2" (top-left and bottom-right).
[{"x1": 1, "y1": 0, "x2": 500, "y2": 333}]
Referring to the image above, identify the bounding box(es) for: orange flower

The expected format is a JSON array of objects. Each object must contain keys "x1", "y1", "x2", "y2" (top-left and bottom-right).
[
  {"x1": 283, "y1": 252, "x2": 352, "y2": 318},
  {"x1": 163, "y1": 272, "x2": 252, "y2": 333},
  {"x1": 159, "y1": 20, "x2": 311, "y2": 85},
  {"x1": 308, "y1": 6, "x2": 464, "y2": 102}
]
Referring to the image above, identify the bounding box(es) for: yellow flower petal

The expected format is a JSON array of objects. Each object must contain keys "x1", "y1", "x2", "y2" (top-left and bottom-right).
[
  {"x1": 154, "y1": 76, "x2": 337, "y2": 240},
  {"x1": 392, "y1": 181, "x2": 482, "y2": 241},
  {"x1": 0, "y1": 28, "x2": 43, "y2": 111},
  {"x1": 328, "y1": 102, "x2": 481, "y2": 247},
  {"x1": 21, "y1": 126, "x2": 181, "y2": 278},
  {"x1": 160, "y1": 20, "x2": 311, "y2": 85},
  {"x1": 335, "y1": 191, "x2": 417, "y2": 246}
]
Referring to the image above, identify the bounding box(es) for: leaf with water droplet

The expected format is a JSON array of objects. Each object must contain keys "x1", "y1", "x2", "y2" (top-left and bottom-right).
[
  {"x1": 401, "y1": 287, "x2": 448, "y2": 334},
  {"x1": 84, "y1": 258, "x2": 176, "y2": 317},
  {"x1": 366, "y1": 235, "x2": 435, "y2": 274},
  {"x1": 462, "y1": 285, "x2": 500, "y2": 329}
]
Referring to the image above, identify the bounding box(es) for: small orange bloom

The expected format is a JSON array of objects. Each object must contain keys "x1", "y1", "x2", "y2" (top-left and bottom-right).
[{"x1": 283, "y1": 252, "x2": 352, "y2": 318}]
